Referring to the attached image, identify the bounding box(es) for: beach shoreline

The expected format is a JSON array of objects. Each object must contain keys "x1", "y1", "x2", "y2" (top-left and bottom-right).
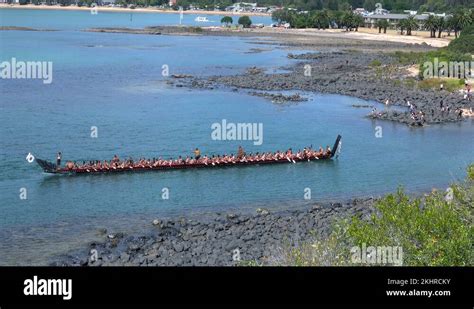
[{"x1": 0, "y1": 4, "x2": 271, "y2": 16}]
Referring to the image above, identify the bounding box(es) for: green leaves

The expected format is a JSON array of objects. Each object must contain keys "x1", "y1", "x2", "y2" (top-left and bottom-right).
[
  {"x1": 221, "y1": 16, "x2": 233, "y2": 26},
  {"x1": 344, "y1": 166, "x2": 474, "y2": 266},
  {"x1": 237, "y1": 16, "x2": 252, "y2": 28},
  {"x1": 271, "y1": 164, "x2": 473, "y2": 266}
]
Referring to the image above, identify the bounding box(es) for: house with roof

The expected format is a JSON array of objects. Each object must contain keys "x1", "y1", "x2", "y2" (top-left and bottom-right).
[{"x1": 364, "y1": 13, "x2": 429, "y2": 29}]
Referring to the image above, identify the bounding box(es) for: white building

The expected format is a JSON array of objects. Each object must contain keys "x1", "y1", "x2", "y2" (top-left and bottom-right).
[
  {"x1": 364, "y1": 13, "x2": 429, "y2": 28},
  {"x1": 225, "y1": 2, "x2": 257, "y2": 13}
]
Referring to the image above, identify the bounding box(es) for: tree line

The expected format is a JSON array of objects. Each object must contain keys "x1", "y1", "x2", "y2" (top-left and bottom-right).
[
  {"x1": 271, "y1": 7, "x2": 473, "y2": 37},
  {"x1": 272, "y1": 9, "x2": 365, "y2": 30},
  {"x1": 13, "y1": 0, "x2": 474, "y2": 12}
]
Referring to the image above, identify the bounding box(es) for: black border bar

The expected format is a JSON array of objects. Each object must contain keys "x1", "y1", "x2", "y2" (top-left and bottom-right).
[{"x1": 0, "y1": 267, "x2": 472, "y2": 306}]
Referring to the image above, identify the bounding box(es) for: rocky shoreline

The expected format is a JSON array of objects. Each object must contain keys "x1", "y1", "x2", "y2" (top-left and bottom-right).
[
  {"x1": 181, "y1": 50, "x2": 473, "y2": 126},
  {"x1": 91, "y1": 25, "x2": 470, "y2": 126},
  {"x1": 48, "y1": 26, "x2": 474, "y2": 125},
  {"x1": 52, "y1": 198, "x2": 375, "y2": 266}
]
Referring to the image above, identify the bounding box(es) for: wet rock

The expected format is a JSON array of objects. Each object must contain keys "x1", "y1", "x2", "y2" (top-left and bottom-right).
[
  {"x1": 256, "y1": 208, "x2": 270, "y2": 216},
  {"x1": 55, "y1": 197, "x2": 379, "y2": 266}
]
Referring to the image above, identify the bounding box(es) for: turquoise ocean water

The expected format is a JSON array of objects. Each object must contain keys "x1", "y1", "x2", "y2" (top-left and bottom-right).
[{"x1": 0, "y1": 9, "x2": 473, "y2": 265}]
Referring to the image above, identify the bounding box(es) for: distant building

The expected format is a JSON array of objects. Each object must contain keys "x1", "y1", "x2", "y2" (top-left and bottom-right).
[
  {"x1": 364, "y1": 13, "x2": 429, "y2": 28},
  {"x1": 169, "y1": 0, "x2": 177, "y2": 6},
  {"x1": 253, "y1": 7, "x2": 268, "y2": 13},
  {"x1": 403, "y1": 10, "x2": 418, "y2": 16},
  {"x1": 101, "y1": 0, "x2": 116, "y2": 5},
  {"x1": 354, "y1": 8, "x2": 368, "y2": 16},
  {"x1": 420, "y1": 12, "x2": 447, "y2": 17},
  {"x1": 374, "y1": 7, "x2": 389, "y2": 15},
  {"x1": 225, "y1": 2, "x2": 259, "y2": 13}
]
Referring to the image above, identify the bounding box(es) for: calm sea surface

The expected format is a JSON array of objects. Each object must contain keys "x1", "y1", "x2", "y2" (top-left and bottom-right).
[{"x1": 0, "y1": 9, "x2": 473, "y2": 265}]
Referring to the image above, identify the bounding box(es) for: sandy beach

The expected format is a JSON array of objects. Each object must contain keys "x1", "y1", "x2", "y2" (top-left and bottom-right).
[
  {"x1": 1, "y1": 4, "x2": 451, "y2": 48},
  {"x1": 206, "y1": 27, "x2": 452, "y2": 48},
  {"x1": 0, "y1": 4, "x2": 271, "y2": 16}
]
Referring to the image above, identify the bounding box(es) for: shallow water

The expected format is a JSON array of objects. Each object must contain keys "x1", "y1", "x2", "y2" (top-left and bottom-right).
[
  {"x1": 0, "y1": 8, "x2": 273, "y2": 30},
  {"x1": 0, "y1": 9, "x2": 473, "y2": 265}
]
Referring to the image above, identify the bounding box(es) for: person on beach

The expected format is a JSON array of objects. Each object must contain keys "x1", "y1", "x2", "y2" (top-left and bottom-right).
[{"x1": 194, "y1": 148, "x2": 201, "y2": 160}]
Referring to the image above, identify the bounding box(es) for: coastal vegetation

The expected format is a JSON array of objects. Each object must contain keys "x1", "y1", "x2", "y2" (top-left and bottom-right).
[
  {"x1": 417, "y1": 78, "x2": 465, "y2": 91},
  {"x1": 238, "y1": 15, "x2": 252, "y2": 28},
  {"x1": 12, "y1": 0, "x2": 474, "y2": 13},
  {"x1": 271, "y1": 7, "x2": 473, "y2": 36},
  {"x1": 446, "y1": 23, "x2": 474, "y2": 53},
  {"x1": 270, "y1": 164, "x2": 474, "y2": 266},
  {"x1": 221, "y1": 16, "x2": 233, "y2": 26},
  {"x1": 388, "y1": 23, "x2": 473, "y2": 84}
]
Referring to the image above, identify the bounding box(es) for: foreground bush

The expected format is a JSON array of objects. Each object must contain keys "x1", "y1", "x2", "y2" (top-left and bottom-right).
[{"x1": 270, "y1": 164, "x2": 474, "y2": 266}]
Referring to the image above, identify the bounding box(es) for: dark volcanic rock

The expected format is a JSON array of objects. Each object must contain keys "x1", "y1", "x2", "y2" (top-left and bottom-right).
[
  {"x1": 54, "y1": 198, "x2": 376, "y2": 266},
  {"x1": 182, "y1": 51, "x2": 473, "y2": 126}
]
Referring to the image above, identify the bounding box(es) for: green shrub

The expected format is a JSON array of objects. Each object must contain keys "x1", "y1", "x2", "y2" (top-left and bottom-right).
[
  {"x1": 346, "y1": 186, "x2": 473, "y2": 266},
  {"x1": 267, "y1": 164, "x2": 474, "y2": 267},
  {"x1": 468, "y1": 165, "x2": 474, "y2": 181},
  {"x1": 221, "y1": 16, "x2": 233, "y2": 26},
  {"x1": 369, "y1": 59, "x2": 382, "y2": 67},
  {"x1": 447, "y1": 34, "x2": 474, "y2": 54},
  {"x1": 391, "y1": 51, "x2": 426, "y2": 65},
  {"x1": 459, "y1": 24, "x2": 474, "y2": 36},
  {"x1": 238, "y1": 16, "x2": 252, "y2": 28},
  {"x1": 417, "y1": 78, "x2": 465, "y2": 91}
]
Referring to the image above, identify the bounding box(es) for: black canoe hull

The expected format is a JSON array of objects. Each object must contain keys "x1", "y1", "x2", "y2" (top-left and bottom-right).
[{"x1": 36, "y1": 135, "x2": 342, "y2": 175}]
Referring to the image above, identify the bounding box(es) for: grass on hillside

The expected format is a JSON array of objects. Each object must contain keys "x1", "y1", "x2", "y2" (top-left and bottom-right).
[{"x1": 418, "y1": 78, "x2": 465, "y2": 91}]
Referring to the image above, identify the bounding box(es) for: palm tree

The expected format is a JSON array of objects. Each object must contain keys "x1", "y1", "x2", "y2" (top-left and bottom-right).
[
  {"x1": 452, "y1": 9, "x2": 472, "y2": 38},
  {"x1": 342, "y1": 12, "x2": 355, "y2": 31},
  {"x1": 423, "y1": 15, "x2": 437, "y2": 38},
  {"x1": 317, "y1": 10, "x2": 330, "y2": 29},
  {"x1": 445, "y1": 16, "x2": 454, "y2": 36},
  {"x1": 434, "y1": 16, "x2": 445, "y2": 38},
  {"x1": 381, "y1": 20, "x2": 389, "y2": 33},
  {"x1": 354, "y1": 14, "x2": 364, "y2": 31},
  {"x1": 404, "y1": 16, "x2": 419, "y2": 36},
  {"x1": 376, "y1": 19, "x2": 384, "y2": 33},
  {"x1": 397, "y1": 19, "x2": 406, "y2": 35}
]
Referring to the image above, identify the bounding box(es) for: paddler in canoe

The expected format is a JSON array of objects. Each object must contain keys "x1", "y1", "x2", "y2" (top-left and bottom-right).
[{"x1": 237, "y1": 145, "x2": 245, "y2": 159}]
